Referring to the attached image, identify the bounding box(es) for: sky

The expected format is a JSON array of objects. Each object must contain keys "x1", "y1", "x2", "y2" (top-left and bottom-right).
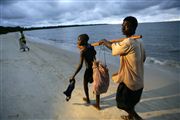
[{"x1": 0, "y1": 0, "x2": 180, "y2": 27}]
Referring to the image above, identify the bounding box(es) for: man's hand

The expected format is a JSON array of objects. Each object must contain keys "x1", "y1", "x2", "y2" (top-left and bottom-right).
[
  {"x1": 99, "y1": 39, "x2": 112, "y2": 50},
  {"x1": 99, "y1": 39, "x2": 108, "y2": 45}
]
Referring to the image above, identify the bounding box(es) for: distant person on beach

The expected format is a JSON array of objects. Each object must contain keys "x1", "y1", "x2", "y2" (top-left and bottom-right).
[
  {"x1": 70, "y1": 34, "x2": 101, "y2": 110},
  {"x1": 99, "y1": 16, "x2": 146, "y2": 120},
  {"x1": 19, "y1": 30, "x2": 30, "y2": 52}
]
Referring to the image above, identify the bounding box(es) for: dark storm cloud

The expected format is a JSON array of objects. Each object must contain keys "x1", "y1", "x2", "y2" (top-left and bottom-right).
[
  {"x1": 0, "y1": 0, "x2": 18, "y2": 5},
  {"x1": 0, "y1": 0, "x2": 179, "y2": 27},
  {"x1": 159, "y1": 0, "x2": 180, "y2": 9}
]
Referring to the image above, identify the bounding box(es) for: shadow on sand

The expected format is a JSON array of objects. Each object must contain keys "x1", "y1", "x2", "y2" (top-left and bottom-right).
[{"x1": 72, "y1": 82, "x2": 180, "y2": 119}]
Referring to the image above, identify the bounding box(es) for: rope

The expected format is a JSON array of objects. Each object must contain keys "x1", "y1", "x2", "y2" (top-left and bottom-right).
[{"x1": 98, "y1": 45, "x2": 107, "y2": 66}]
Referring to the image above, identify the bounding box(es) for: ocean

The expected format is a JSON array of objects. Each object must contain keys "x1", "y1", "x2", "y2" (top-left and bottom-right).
[{"x1": 25, "y1": 21, "x2": 180, "y2": 68}]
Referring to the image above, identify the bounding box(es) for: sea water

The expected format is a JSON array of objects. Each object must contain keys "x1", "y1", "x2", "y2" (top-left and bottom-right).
[{"x1": 25, "y1": 21, "x2": 180, "y2": 68}]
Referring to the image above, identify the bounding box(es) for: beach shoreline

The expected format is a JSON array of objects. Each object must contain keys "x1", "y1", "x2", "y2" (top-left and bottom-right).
[{"x1": 0, "y1": 32, "x2": 179, "y2": 120}]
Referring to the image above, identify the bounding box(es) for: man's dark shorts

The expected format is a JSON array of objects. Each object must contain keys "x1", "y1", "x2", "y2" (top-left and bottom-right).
[{"x1": 116, "y1": 82, "x2": 143, "y2": 111}]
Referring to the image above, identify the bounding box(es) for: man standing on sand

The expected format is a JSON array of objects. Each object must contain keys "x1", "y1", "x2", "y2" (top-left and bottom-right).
[{"x1": 100, "y1": 16, "x2": 146, "y2": 120}]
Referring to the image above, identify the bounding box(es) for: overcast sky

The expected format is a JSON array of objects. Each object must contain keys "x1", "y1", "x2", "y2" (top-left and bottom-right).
[{"x1": 0, "y1": 0, "x2": 180, "y2": 27}]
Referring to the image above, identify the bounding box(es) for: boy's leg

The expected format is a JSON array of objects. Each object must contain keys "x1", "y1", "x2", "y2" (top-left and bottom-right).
[
  {"x1": 22, "y1": 44, "x2": 26, "y2": 52},
  {"x1": 24, "y1": 45, "x2": 29, "y2": 51},
  {"x1": 83, "y1": 79, "x2": 90, "y2": 103},
  {"x1": 26, "y1": 46, "x2": 30, "y2": 51},
  {"x1": 93, "y1": 95, "x2": 100, "y2": 110},
  {"x1": 96, "y1": 95, "x2": 100, "y2": 107},
  {"x1": 23, "y1": 48, "x2": 26, "y2": 52}
]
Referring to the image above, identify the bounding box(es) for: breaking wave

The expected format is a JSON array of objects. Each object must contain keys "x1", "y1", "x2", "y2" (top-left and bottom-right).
[{"x1": 146, "y1": 57, "x2": 180, "y2": 68}]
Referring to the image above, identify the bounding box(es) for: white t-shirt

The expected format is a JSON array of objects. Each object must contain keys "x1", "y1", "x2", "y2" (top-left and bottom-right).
[{"x1": 112, "y1": 38, "x2": 145, "y2": 91}]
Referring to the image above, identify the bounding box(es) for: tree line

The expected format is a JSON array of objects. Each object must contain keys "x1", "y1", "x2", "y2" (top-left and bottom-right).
[{"x1": 0, "y1": 24, "x2": 107, "y2": 35}]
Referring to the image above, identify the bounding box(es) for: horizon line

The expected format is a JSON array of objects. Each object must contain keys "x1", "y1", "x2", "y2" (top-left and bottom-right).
[{"x1": 1, "y1": 20, "x2": 180, "y2": 28}]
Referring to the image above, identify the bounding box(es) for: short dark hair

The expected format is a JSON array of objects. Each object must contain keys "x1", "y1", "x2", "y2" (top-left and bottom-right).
[
  {"x1": 78, "y1": 34, "x2": 89, "y2": 45},
  {"x1": 124, "y1": 16, "x2": 138, "y2": 28},
  {"x1": 124, "y1": 16, "x2": 138, "y2": 35}
]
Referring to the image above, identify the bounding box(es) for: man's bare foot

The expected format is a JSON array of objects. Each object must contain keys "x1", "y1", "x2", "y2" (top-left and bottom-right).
[
  {"x1": 127, "y1": 110, "x2": 144, "y2": 120},
  {"x1": 121, "y1": 115, "x2": 133, "y2": 120},
  {"x1": 92, "y1": 104, "x2": 101, "y2": 110},
  {"x1": 83, "y1": 97, "x2": 90, "y2": 104}
]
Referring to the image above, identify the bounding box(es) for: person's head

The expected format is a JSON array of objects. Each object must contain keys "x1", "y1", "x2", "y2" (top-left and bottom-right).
[
  {"x1": 122, "y1": 16, "x2": 138, "y2": 37},
  {"x1": 20, "y1": 30, "x2": 24, "y2": 37},
  {"x1": 20, "y1": 30, "x2": 23, "y2": 34},
  {"x1": 77, "y1": 34, "x2": 89, "y2": 49}
]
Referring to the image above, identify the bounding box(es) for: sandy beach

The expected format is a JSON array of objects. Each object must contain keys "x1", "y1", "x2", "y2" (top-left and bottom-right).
[{"x1": 0, "y1": 32, "x2": 180, "y2": 120}]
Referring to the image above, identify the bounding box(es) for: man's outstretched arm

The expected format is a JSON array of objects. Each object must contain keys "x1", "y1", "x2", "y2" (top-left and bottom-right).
[{"x1": 100, "y1": 39, "x2": 112, "y2": 50}]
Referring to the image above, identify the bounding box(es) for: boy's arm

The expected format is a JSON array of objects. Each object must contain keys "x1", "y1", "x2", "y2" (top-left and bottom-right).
[{"x1": 71, "y1": 53, "x2": 84, "y2": 79}]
